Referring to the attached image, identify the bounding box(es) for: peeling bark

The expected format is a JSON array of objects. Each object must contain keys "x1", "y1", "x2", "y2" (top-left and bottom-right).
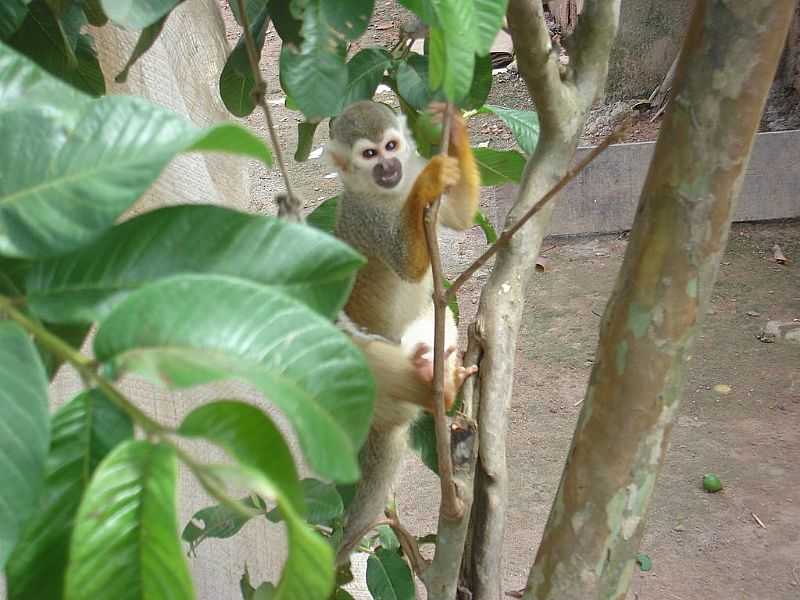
[{"x1": 524, "y1": 2, "x2": 797, "y2": 599}]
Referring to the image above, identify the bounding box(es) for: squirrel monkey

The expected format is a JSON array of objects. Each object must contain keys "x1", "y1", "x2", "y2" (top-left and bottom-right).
[{"x1": 326, "y1": 101, "x2": 480, "y2": 561}]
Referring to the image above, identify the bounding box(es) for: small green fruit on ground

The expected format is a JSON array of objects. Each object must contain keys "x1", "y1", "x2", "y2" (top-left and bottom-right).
[{"x1": 703, "y1": 473, "x2": 723, "y2": 493}]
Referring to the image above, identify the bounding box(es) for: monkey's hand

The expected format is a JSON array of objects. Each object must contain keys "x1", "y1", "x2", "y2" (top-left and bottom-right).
[
  {"x1": 411, "y1": 343, "x2": 478, "y2": 411},
  {"x1": 424, "y1": 155, "x2": 461, "y2": 201}
]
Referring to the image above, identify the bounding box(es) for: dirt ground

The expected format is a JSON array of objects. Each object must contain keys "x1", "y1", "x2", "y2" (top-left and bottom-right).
[{"x1": 217, "y1": 3, "x2": 800, "y2": 598}]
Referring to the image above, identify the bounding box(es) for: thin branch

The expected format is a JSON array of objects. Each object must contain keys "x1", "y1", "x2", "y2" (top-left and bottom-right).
[
  {"x1": 235, "y1": 0, "x2": 300, "y2": 209},
  {"x1": 422, "y1": 103, "x2": 464, "y2": 520},
  {"x1": 385, "y1": 507, "x2": 430, "y2": 576},
  {"x1": 446, "y1": 120, "x2": 628, "y2": 300}
]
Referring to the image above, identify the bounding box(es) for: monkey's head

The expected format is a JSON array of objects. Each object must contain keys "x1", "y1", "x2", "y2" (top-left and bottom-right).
[{"x1": 326, "y1": 101, "x2": 413, "y2": 194}]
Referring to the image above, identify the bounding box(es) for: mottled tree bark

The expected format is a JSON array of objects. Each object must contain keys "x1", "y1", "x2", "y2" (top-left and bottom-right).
[
  {"x1": 525, "y1": 2, "x2": 797, "y2": 599},
  {"x1": 463, "y1": 2, "x2": 621, "y2": 599}
]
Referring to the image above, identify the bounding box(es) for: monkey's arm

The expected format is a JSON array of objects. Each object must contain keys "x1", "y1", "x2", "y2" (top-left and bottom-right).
[
  {"x1": 399, "y1": 154, "x2": 461, "y2": 280},
  {"x1": 438, "y1": 112, "x2": 480, "y2": 230}
]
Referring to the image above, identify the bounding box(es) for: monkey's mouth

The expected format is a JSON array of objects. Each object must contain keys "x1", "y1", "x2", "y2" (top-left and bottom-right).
[{"x1": 376, "y1": 170, "x2": 402, "y2": 188}]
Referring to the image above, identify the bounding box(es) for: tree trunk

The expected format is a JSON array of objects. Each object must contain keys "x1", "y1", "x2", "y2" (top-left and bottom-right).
[
  {"x1": 524, "y1": 1, "x2": 797, "y2": 598},
  {"x1": 605, "y1": 0, "x2": 692, "y2": 100},
  {"x1": 780, "y1": 4, "x2": 800, "y2": 93}
]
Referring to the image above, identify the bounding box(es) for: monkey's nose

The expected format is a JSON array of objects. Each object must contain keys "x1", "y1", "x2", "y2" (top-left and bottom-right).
[{"x1": 374, "y1": 160, "x2": 402, "y2": 188}]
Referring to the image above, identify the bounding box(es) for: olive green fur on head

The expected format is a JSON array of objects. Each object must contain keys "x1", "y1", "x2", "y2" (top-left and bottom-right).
[{"x1": 331, "y1": 101, "x2": 398, "y2": 147}]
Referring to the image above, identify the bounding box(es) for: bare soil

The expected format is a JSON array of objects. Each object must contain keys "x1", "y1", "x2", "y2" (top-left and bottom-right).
[{"x1": 220, "y1": 3, "x2": 800, "y2": 598}]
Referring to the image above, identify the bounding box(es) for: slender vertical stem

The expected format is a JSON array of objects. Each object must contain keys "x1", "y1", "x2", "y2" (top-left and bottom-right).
[
  {"x1": 422, "y1": 103, "x2": 463, "y2": 520},
  {"x1": 235, "y1": 0, "x2": 300, "y2": 209}
]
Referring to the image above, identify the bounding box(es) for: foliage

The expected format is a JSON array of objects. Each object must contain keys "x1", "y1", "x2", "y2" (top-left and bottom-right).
[{"x1": 0, "y1": 0, "x2": 535, "y2": 598}]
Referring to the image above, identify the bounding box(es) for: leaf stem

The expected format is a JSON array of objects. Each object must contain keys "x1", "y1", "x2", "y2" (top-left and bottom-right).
[
  {"x1": 422, "y1": 104, "x2": 464, "y2": 520},
  {"x1": 235, "y1": 0, "x2": 301, "y2": 212}
]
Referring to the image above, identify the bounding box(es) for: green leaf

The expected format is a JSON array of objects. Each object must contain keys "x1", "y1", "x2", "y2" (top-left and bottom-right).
[
  {"x1": 26, "y1": 204, "x2": 362, "y2": 324},
  {"x1": 114, "y1": 14, "x2": 168, "y2": 83},
  {"x1": 396, "y1": 53, "x2": 432, "y2": 111},
  {"x1": 6, "y1": 390, "x2": 133, "y2": 600},
  {"x1": 0, "y1": 0, "x2": 28, "y2": 39},
  {"x1": 220, "y1": 7, "x2": 269, "y2": 117},
  {"x1": 94, "y1": 274, "x2": 375, "y2": 482},
  {"x1": 64, "y1": 441, "x2": 192, "y2": 600},
  {"x1": 307, "y1": 196, "x2": 339, "y2": 234},
  {"x1": 268, "y1": 478, "x2": 343, "y2": 525},
  {"x1": 461, "y1": 52, "x2": 492, "y2": 110},
  {"x1": 101, "y1": 0, "x2": 180, "y2": 28},
  {"x1": 322, "y1": 0, "x2": 374, "y2": 41},
  {"x1": 279, "y1": 3, "x2": 348, "y2": 119},
  {"x1": 636, "y1": 552, "x2": 653, "y2": 572},
  {"x1": 473, "y1": 147, "x2": 526, "y2": 185},
  {"x1": 0, "y1": 322, "x2": 50, "y2": 568},
  {"x1": 295, "y1": 120, "x2": 320, "y2": 162},
  {"x1": 428, "y1": 0, "x2": 476, "y2": 101},
  {"x1": 473, "y1": 0, "x2": 509, "y2": 56},
  {"x1": 182, "y1": 496, "x2": 264, "y2": 552},
  {"x1": 484, "y1": 105, "x2": 540, "y2": 155},
  {"x1": 8, "y1": 3, "x2": 105, "y2": 97},
  {"x1": 179, "y1": 401, "x2": 304, "y2": 512},
  {"x1": 0, "y1": 45, "x2": 273, "y2": 259},
  {"x1": 409, "y1": 413, "x2": 438, "y2": 474},
  {"x1": 215, "y1": 464, "x2": 334, "y2": 600},
  {"x1": 474, "y1": 210, "x2": 497, "y2": 244},
  {"x1": 343, "y1": 48, "x2": 391, "y2": 106},
  {"x1": 366, "y1": 547, "x2": 415, "y2": 600}
]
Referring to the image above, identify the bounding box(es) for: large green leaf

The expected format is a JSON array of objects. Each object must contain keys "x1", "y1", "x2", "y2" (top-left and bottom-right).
[
  {"x1": 210, "y1": 464, "x2": 334, "y2": 600},
  {"x1": 0, "y1": 41, "x2": 84, "y2": 115},
  {"x1": 228, "y1": 0, "x2": 267, "y2": 25},
  {"x1": 179, "y1": 401, "x2": 304, "y2": 512},
  {"x1": 279, "y1": 2, "x2": 348, "y2": 119},
  {"x1": 269, "y1": 0, "x2": 302, "y2": 46},
  {"x1": 396, "y1": 0, "x2": 438, "y2": 26},
  {"x1": 461, "y1": 52, "x2": 492, "y2": 110},
  {"x1": 0, "y1": 0, "x2": 28, "y2": 40},
  {"x1": 100, "y1": 0, "x2": 180, "y2": 28},
  {"x1": 0, "y1": 322, "x2": 50, "y2": 568},
  {"x1": 94, "y1": 275, "x2": 375, "y2": 482},
  {"x1": 219, "y1": 8, "x2": 269, "y2": 117},
  {"x1": 473, "y1": 147, "x2": 526, "y2": 185},
  {"x1": 484, "y1": 105, "x2": 540, "y2": 155},
  {"x1": 366, "y1": 547, "x2": 415, "y2": 600},
  {"x1": 0, "y1": 45, "x2": 272, "y2": 259},
  {"x1": 408, "y1": 413, "x2": 438, "y2": 474},
  {"x1": 342, "y1": 48, "x2": 391, "y2": 107},
  {"x1": 294, "y1": 120, "x2": 320, "y2": 162},
  {"x1": 64, "y1": 441, "x2": 193, "y2": 600},
  {"x1": 429, "y1": 0, "x2": 476, "y2": 102},
  {"x1": 26, "y1": 204, "x2": 363, "y2": 324},
  {"x1": 6, "y1": 390, "x2": 133, "y2": 600},
  {"x1": 8, "y1": 3, "x2": 105, "y2": 97},
  {"x1": 473, "y1": 0, "x2": 509, "y2": 56}
]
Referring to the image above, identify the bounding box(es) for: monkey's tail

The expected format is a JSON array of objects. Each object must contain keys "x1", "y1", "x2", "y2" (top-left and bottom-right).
[{"x1": 336, "y1": 423, "x2": 409, "y2": 564}]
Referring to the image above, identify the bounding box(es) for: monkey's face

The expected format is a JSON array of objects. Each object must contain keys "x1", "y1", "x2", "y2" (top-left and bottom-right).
[{"x1": 351, "y1": 127, "x2": 407, "y2": 191}]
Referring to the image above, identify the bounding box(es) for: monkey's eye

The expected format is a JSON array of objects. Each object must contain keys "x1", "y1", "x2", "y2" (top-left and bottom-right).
[
  {"x1": 385, "y1": 140, "x2": 398, "y2": 151},
  {"x1": 362, "y1": 148, "x2": 378, "y2": 159}
]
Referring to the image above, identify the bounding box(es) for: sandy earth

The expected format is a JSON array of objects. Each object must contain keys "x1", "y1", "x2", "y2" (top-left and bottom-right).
[{"x1": 215, "y1": 3, "x2": 800, "y2": 598}]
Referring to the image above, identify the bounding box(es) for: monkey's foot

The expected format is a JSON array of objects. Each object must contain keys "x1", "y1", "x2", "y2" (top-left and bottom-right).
[{"x1": 454, "y1": 364, "x2": 479, "y2": 388}]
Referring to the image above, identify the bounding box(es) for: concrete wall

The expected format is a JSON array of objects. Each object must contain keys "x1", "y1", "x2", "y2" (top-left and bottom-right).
[{"x1": 495, "y1": 130, "x2": 800, "y2": 237}]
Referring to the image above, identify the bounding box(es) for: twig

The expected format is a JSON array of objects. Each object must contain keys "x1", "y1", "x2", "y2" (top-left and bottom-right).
[
  {"x1": 445, "y1": 120, "x2": 629, "y2": 301},
  {"x1": 751, "y1": 512, "x2": 766, "y2": 529},
  {"x1": 385, "y1": 507, "x2": 430, "y2": 576},
  {"x1": 422, "y1": 103, "x2": 464, "y2": 520},
  {"x1": 235, "y1": 0, "x2": 300, "y2": 210}
]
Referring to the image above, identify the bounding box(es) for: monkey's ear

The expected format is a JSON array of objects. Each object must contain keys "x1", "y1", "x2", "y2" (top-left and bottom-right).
[{"x1": 325, "y1": 139, "x2": 350, "y2": 172}]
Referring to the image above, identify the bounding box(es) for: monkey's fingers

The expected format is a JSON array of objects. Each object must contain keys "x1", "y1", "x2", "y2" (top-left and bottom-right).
[
  {"x1": 440, "y1": 156, "x2": 461, "y2": 188},
  {"x1": 454, "y1": 365, "x2": 479, "y2": 388}
]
